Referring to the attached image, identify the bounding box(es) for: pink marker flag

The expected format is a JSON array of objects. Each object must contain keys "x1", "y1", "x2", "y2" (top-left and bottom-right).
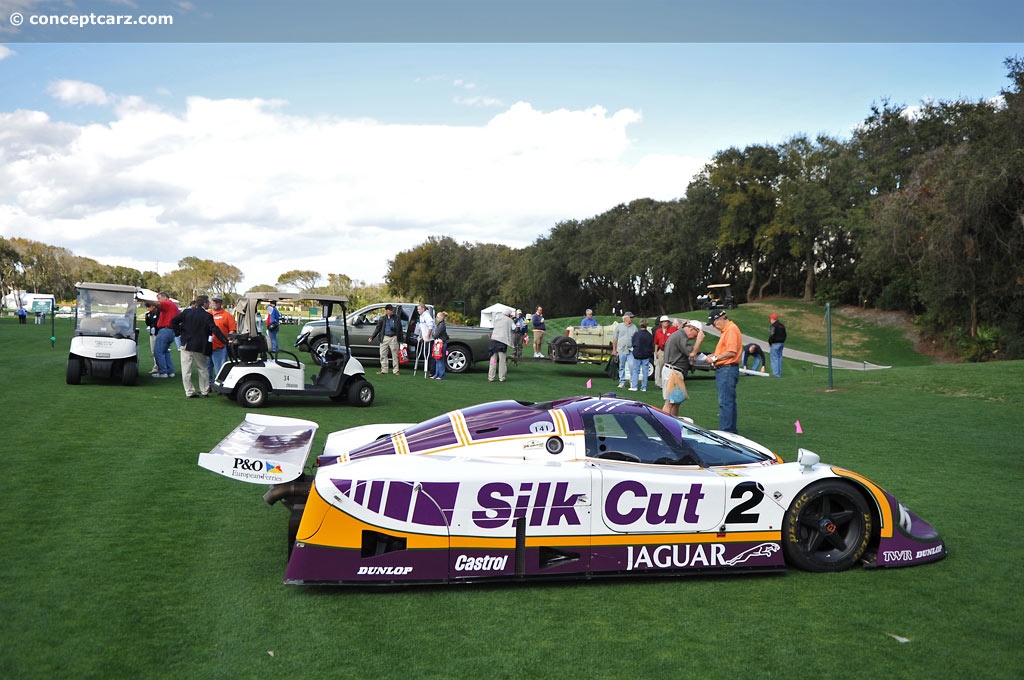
[
  {"x1": 795, "y1": 420, "x2": 803, "y2": 434},
  {"x1": 586, "y1": 379, "x2": 593, "y2": 389}
]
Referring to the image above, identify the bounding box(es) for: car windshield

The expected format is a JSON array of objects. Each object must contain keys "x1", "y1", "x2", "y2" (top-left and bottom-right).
[
  {"x1": 648, "y1": 409, "x2": 774, "y2": 466},
  {"x1": 75, "y1": 289, "x2": 135, "y2": 338}
]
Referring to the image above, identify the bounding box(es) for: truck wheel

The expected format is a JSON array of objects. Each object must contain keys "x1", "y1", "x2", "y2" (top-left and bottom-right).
[
  {"x1": 121, "y1": 361, "x2": 138, "y2": 386},
  {"x1": 236, "y1": 379, "x2": 269, "y2": 408},
  {"x1": 309, "y1": 337, "x2": 329, "y2": 366},
  {"x1": 66, "y1": 358, "x2": 82, "y2": 385},
  {"x1": 347, "y1": 378, "x2": 375, "y2": 407},
  {"x1": 445, "y1": 345, "x2": 471, "y2": 374},
  {"x1": 551, "y1": 336, "x2": 578, "y2": 361}
]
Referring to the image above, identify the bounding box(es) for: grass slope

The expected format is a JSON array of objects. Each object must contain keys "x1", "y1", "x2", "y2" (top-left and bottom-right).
[{"x1": 1, "y1": 305, "x2": 1021, "y2": 679}]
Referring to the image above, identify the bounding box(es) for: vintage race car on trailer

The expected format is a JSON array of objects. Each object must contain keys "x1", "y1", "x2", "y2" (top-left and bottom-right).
[{"x1": 199, "y1": 396, "x2": 946, "y2": 586}]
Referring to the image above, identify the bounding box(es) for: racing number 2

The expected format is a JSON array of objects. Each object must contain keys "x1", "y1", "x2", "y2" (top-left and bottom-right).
[{"x1": 725, "y1": 481, "x2": 764, "y2": 524}]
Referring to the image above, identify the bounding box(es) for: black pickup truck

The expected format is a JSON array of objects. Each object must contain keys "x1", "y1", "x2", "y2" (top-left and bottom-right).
[{"x1": 295, "y1": 302, "x2": 493, "y2": 374}]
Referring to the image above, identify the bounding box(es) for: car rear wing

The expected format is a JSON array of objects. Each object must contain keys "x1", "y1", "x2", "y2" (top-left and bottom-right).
[{"x1": 198, "y1": 414, "x2": 318, "y2": 484}]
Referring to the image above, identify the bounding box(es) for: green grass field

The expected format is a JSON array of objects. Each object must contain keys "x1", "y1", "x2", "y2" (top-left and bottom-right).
[{"x1": 2, "y1": 305, "x2": 1022, "y2": 679}]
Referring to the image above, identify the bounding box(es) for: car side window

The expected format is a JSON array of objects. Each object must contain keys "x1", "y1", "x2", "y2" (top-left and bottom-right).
[{"x1": 584, "y1": 413, "x2": 686, "y2": 465}]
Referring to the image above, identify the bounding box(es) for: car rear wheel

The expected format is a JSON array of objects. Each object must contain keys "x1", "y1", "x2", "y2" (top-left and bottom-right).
[
  {"x1": 347, "y1": 378, "x2": 375, "y2": 407},
  {"x1": 783, "y1": 480, "x2": 872, "y2": 572},
  {"x1": 445, "y1": 345, "x2": 471, "y2": 374},
  {"x1": 66, "y1": 358, "x2": 81, "y2": 385},
  {"x1": 236, "y1": 379, "x2": 269, "y2": 408}
]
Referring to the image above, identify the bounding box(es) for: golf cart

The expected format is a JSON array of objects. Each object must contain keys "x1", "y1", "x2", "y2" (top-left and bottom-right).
[
  {"x1": 66, "y1": 282, "x2": 140, "y2": 386},
  {"x1": 212, "y1": 293, "x2": 374, "y2": 408},
  {"x1": 696, "y1": 283, "x2": 738, "y2": 310}
]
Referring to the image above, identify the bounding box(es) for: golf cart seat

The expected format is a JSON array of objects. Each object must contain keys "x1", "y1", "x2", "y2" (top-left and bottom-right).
[{"x1": 230, "y1": 333, "x2": 268, "y2": 364}]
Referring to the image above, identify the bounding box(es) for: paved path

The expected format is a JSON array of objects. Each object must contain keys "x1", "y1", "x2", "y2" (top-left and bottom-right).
[{"x1": 700, "y1": 326, "x2": 892, "y2": 371}]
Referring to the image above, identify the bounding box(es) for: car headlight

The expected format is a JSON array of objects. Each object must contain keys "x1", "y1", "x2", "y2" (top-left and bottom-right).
[{"x1": 300, "y1": 324, "x2": 315, "y2": 336}]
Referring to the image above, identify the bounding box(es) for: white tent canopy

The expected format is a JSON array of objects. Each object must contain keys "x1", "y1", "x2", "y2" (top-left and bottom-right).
[{"x1": 479, "y1": 303, "x2": 517, "y2": 328}]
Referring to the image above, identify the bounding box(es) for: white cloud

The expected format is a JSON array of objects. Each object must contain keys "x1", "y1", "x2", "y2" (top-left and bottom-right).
[
  {"x1": 454, "y1": 95, "x2": 504, "y2": 108},
  {"x1": 48, "y1": 79, "x2": 111, "y2": 106},
  {"x1": 0, "y1": 87, "x2": 706, "y2": 291},
  {"x1": 0, "y1": 45, "x2": 14, "y2": 60}
]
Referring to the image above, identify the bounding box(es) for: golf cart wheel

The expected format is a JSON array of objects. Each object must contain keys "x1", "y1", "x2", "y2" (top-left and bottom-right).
[
  {"x1": 309, "y1": 337, "x2": 330, "y2": 366},
  {"x1": 783, "y1": 480, "x2": 872, "y2": 572},
  {"x1": 121, "y1": 361, "x2": 138, "y2": 386},
  {"x1": 66, "y1": 358, "x2": 82, "y2": 385},
  {"x1": 347, "y1": 378, "x2": 375, "y2": 407},
  {"x1": 236, "y1": 379, "x2": 269, "y2": 408},
  {"x1": 445, "y1": 345, "x2": 471, "y2": 374}
]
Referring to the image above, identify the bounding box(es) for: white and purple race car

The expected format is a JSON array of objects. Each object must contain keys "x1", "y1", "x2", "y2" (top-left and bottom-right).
[{"x1": 199, "y1": 396, "x2": 946, "y2": 585}]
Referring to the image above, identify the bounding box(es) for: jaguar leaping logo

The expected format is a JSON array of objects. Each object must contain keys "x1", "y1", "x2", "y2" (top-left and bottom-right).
[{"x1": 724, "y1": 542, "x2": 780, "y2": 566}]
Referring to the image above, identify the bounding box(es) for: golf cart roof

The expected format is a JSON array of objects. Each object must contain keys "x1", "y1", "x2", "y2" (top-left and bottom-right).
[
  {"x1": 706, "y1": 283, "x2": 733, "y2": 290},
  {"x1": 75, "y1": 282, "x2": 141, "y2": 294},
  {"x1": 242, "y1": 292, "x2": 349, "y2": 304}
]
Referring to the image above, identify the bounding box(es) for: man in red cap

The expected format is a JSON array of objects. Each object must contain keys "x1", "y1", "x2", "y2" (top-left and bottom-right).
[{"x1": 768, "y1": 313, "x2": 787, "y2": 378}]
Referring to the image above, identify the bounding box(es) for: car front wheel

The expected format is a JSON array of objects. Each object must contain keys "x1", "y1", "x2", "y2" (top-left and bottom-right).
[
  {"x1": 783, "y1": 480, "x2": 872, "y2": 572},
  {"x1": 309, "y1": 337, "x2": 330, "y2": 366}
]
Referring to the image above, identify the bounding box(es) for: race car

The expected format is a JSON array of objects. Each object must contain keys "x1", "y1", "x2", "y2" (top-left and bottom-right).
[{"x1": 198, "y1": 396, "x2": 946, "y2": 586}]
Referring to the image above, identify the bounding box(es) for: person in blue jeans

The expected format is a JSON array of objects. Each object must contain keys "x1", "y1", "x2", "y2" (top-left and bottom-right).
[
  {"x1": 768, "y1": 313, "x2": 786, "y2": 377},
  {"x1": 266, "y1": 300, "x2": 282, "y2": 352},
  {"x1": 153, "y1": 291, "x2": 180, "y2": 378},
  {"x1": 630, "y1": 319, "x2": 655, "y2": 391},
  {"x1": 741, "y1": 343, "x2": 765, "y2": 373},
  {"x1": 430, "y1": 312, "x2": 449, "y2": 380}
]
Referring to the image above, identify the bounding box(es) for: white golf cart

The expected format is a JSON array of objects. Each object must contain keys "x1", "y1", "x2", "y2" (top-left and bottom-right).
[
  {"x1": 212, "y1": 292, "x2": 375, "y2": 408},
  {"x1": 66, "y1": 282, "x2": 140, "y2": 386}
]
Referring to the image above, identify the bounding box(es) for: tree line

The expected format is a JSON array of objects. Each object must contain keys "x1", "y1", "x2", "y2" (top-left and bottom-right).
[
  {"x1": 387, "y1": 57, "x2": 1024, "y2": 360},
  {"x1": 3, "y1": 58, "x2": 1021, "y2": 359}
]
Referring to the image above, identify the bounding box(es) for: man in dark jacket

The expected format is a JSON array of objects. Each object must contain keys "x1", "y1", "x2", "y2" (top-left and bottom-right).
[
  {"x1": 629, "y1": 319, "x2": 655, "y2": 392},
  {"x1": 768, "y1": 313, "x2": 787, "y2": 378},
  {"x1": 173, "y1": 295, "x2": 229, "y2": 398},
  {"x1": 369, "y1": 304, "x2": 404, "y2": 375}
]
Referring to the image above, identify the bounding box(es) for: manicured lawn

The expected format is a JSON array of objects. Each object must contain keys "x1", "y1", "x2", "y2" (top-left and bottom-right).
[{"x1": 1, "y1": 310, "x2": 1021, "y2": 679}]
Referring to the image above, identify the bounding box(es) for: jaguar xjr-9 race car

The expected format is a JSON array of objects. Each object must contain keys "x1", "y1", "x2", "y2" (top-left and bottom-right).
[{"x1": 198, "y1": 396, "x2": 946, "y2": 585}]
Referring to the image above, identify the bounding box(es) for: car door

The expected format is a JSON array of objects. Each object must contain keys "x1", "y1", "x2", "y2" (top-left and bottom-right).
[
  {"x1": 582, "y1": 410, "x2": 728, "y2": 573},
  {"x1": 346, "y1": 304, "x2": 388, "y2": 359}
]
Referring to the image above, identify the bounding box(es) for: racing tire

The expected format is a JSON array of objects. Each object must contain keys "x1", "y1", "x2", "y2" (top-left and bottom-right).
[
  {"x1": 121, "y1": 360, "x2": 138, "y2": 386},
  {"x1": 783, "y1": 480, "x2": 872, "y2": 572},
  {"x1": 236, "y1": 379, "x2": 269, "y2": 408},
  {"x1": 347, "y1": 378, "x2": 375, "y2": 407},
  {"x1": 66, "y1": 358, "x2": 82, "y2": 385},
  {"x1": 309, "y1": 337, "x2": 330, "y2": 366},
  {"x1": 551, "y1": 336, "x2": 578, "y2": 362},
  {"x1": 445, "y1": 345, "x2": 471, "y2": 374}
]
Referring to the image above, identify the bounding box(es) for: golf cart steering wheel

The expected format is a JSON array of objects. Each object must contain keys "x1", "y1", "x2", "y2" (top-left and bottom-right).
[{"x1": 295, "y1": 331, "x2": 308, "y2": 348}]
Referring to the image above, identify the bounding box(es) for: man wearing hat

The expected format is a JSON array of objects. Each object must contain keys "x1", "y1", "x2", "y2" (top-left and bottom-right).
[
  {"x1": 768, "y1": 313, "x2": 787, "y2": 378},
  {"x1": 207, "y1": 295, "x2": 237, "y2": 381},
  {"x1": 610, "y1": 311, "x2": 637, "y2": 389},
  {"x1": 653, "y1": 315, "x2": 677, "y2": 388},
  {"x1": 707, "y1": 309, "x2": 742, "y2": 433},
  {"x1": 660, "y1": 319, "x2": 704, "y2": 417},
  {"x1": 370, "y1": 304, "x2": 404, "y2": 375}
]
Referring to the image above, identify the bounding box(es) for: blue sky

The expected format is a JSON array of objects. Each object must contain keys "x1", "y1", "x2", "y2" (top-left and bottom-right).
[{"x1": 0, "y1": 2, "x2": 1021, "y2": 290}]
